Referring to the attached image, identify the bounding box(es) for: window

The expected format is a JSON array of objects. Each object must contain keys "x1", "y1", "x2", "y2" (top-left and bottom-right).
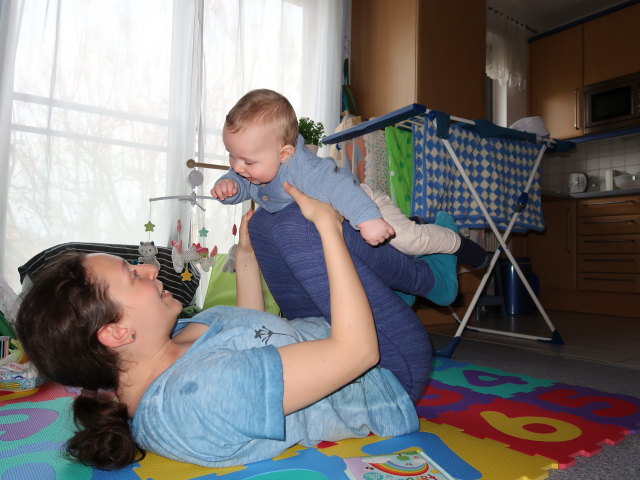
[
  {"x1": 0, "y1": 0, "x2": 344, "y2": 293},
  {"x1": 485, "y1": 7, "x2": 529, "y2": 127}
]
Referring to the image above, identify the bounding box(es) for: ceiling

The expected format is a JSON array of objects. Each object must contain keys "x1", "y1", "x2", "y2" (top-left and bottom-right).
[{"x1": 487, "y1": 0, "x2": 630, "y2": 35}]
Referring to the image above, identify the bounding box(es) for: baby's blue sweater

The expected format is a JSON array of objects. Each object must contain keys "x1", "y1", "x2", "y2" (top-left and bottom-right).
[{"x1": 219, "y1": 135, "x2": 381, "y2": 228}]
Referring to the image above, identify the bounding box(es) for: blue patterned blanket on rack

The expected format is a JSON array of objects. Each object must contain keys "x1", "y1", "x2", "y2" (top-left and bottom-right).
[{"x1": 411, "y1": 117, "x2": 545, "y2": 233}]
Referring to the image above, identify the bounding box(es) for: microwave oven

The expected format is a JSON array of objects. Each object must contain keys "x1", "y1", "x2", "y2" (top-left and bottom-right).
[{"x1": 584, "y1": 72, "x2": 640, "y2": 134}]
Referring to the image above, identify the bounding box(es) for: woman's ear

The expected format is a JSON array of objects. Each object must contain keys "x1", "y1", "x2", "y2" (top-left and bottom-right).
[
  {"x1": 279, "y1": 144, "x2": 295, "y2": 163},
  {"x1": 97, "y1": 323, "x2": 132, "y2": 348}
]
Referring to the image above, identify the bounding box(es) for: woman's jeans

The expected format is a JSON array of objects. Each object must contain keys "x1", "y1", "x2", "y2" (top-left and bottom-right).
[{"x1": 248, "y1": 203, "x2": 433, "y2": 402}]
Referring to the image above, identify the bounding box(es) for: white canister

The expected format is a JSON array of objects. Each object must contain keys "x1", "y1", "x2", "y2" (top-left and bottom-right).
[{"x1": 604, "y1": 169, "x2": 614, "y2": 191}]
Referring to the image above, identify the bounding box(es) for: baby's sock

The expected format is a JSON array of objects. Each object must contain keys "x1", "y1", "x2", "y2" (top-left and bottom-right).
[
  {"x1": 455, "y1": 235, "x2": 489, "y2": 269},
  {"x1": 417, "y1": 211, "x2": 459, "y2": 306}
]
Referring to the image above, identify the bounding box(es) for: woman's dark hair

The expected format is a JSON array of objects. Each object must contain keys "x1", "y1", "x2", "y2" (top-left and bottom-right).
[{"x1": 15, "y1": 251, "x2": 146, "y2": 469}]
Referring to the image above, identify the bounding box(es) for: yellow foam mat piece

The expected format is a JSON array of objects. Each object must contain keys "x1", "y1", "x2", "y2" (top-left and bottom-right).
[{"x1": 421, "y1": 418, "x2": 558, "y2": 480}]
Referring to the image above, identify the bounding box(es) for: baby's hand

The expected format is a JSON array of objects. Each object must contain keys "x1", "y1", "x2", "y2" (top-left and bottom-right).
[
  {"x1": 211, "y1": 179, "x2": 238, "y2": 199},
  {"x1": 358, "y1": 218, "x2": 395, "y2": 246}
]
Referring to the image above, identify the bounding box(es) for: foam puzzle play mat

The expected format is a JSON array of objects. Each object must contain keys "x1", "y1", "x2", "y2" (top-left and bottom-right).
[{"x1": 2, "y1": 357, "x2": 639, "y2": 479}]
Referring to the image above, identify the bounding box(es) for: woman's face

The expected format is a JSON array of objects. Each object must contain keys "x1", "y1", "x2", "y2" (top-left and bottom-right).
[{"x1": 84, "y1": 254, "x2": 183, "y2": 328}]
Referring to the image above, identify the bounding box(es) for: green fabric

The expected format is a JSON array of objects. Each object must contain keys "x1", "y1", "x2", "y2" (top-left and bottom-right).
[
  {"x1": 203, "y1": 254, "x2": 280, "y2": 316},
  {"x1": 0, "y1": 311, "x2": 16, "y2": 338},
  {"x1": 384, "y1": 126, "x2": 413, "y2": 216}
]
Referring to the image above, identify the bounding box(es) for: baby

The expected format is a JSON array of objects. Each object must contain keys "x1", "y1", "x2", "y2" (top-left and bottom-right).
[{"x1": 211, "y1": 89, "x2": 486, "y2": 267}]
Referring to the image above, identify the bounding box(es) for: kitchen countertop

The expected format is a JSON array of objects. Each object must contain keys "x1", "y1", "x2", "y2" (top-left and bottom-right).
[{"x1": 542, "y1": 188, "x2": 640, "y2": 199}]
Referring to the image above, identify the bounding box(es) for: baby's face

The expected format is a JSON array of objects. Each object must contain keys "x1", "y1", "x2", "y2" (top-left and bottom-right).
[{"x1": 223, "y1": 122, "x2": 290, "y2": 185}]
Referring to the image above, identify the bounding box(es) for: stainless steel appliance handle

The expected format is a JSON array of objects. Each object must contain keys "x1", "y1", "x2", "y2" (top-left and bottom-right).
[{"x1": 574, "y1": 88, "x2": 580, "y2": 130}]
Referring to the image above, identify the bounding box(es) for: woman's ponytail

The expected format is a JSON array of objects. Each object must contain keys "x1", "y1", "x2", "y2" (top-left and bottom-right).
[{"x1": 66, "y1": 391, "x2": 145, "y2": 469}]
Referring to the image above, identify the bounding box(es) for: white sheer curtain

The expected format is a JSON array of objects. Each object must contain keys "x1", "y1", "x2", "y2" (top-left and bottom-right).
[
  {"x1": 0, "y1": 0, "x2": 344, "y2": 293},
  {"x1": 486, "y1": 7, "x2": 528, "y2": 90},
  {"x1": 195, "y1": 0, "x2": 343, "y2": 257},
  {"x1": 0, "y1": 0, "x2": 24, "y2": 289}
]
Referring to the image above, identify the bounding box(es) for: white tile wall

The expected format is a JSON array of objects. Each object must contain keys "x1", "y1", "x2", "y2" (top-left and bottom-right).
[{"x1": 541, "y1": 133, "x2": 640, "y2": 193}]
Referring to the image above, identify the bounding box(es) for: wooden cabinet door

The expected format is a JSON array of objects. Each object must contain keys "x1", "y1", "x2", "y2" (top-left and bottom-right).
[
  {"x1": 416, "y1": 0, "x2": 486, "y2": 119},
  {"x1": 529, "y1": 25, "x2": 584, "y2": 139},
  {"x1": 584, "y1": 3, "x2": 640, "y2": 85},
  {"x1": 351, "y1": 0, "x2": 418, "y2": 119},
  {"x1": 350, "y1": 0, "x2": 486, "y2": 120},
  {"x1": 527, "y1": 198, "x2": 576, "y2": 289}
]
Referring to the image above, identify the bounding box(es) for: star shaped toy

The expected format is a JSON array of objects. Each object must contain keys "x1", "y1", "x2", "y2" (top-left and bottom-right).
[
  {"x1": 199, "y1": 227, "x2": 209, "y2": 237},
  {"x1": 180, "y1": 268, "x2": 193, "y2": 282},
  {"x1": 144, "y1": 220, "x2": 156, "y2": 232}
]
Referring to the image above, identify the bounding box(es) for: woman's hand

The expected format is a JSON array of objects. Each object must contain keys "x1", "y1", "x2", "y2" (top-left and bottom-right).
[
  {"x1": 284, "y1": 182, "x2": 343, "y2": 229},
  {"x1": 236, "y1": 209, "x2": 255, "y2": 256}
]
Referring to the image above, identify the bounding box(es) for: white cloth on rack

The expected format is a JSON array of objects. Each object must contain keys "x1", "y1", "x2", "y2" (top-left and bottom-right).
[
  {"x1": 363, "y1": 130, "x2": 389, "y2": 195},
  {"x1": 509, "y1": 116, "x2": 549, "y2": 139}
]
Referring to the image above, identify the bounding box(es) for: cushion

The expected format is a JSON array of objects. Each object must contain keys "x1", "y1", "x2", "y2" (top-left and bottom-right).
[
  {"x1": 202, "y1": 253, "x2": 280, "y2": 316},
  {"x1": 18, "y1": 242, "x2": 200, "y2": 306}
]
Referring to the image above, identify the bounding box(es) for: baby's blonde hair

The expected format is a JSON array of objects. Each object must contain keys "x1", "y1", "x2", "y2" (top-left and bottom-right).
[{"x1": 225, "y1": 89, "x2": 298, "y2": 146}]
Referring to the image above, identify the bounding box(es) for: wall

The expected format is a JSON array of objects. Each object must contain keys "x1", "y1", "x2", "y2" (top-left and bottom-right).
[
  {"x1": 506, "y1": 83, "x2": 527, "y2": 127},
  {"x1": 489, "y1": 81, "x2": 528, "y2": 128},
  {"x1": 540, "y1": 133, "x2": 640, "y2": 193}
]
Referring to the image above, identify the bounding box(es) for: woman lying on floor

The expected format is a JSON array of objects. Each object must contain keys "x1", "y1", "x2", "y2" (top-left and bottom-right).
[{"x1": 16, "y1": 183, "x2": 457, "y2": 469}]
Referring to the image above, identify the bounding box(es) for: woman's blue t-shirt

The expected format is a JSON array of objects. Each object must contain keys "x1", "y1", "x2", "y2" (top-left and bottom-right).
[{"x1": 131, "y1": 305, "x2": 418, "y2": 468}]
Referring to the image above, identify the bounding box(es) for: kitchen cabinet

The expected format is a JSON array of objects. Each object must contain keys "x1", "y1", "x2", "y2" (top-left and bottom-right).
[
  {"x1": 576, "y1": 195, "x2": 640, "y2": 294},
  {"x1": 350, "y1": 0, "x2": 486, "y2": 120},
  {"x1": 528, "y1": 197, "x2": 576, "y2": 289},
  {"x1": 527, "y1": 194, "x2": 640, "y2": 318},
  {"x1": 528, "y1": 2, "x2": 640, "y2": 139},
  {"x1": 529, "y1": 25, "x2": 583, "y2": 139},
  {"x1": 583, "y1": 3, "x2": 640, "y2": 85}
]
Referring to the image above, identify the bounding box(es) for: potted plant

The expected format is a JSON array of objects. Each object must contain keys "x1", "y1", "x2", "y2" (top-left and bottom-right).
[{"x1": 298, "y1": 117, "x2": 325, "y2": 153}]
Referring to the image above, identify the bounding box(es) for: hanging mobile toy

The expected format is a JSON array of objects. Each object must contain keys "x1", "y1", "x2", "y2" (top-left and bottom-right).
[
  {"x1": 191, "y1": 178, "x2": 218, "y2": 272},
  {"x1": 182, "y1": 244, "x2": 201, "y2": 264},
  {"x1": 171, "y1": 220, "x2": 184, "y2": 274},
  {"x1": 138, "y1": 241, "x2": 160, "y2": 270},
  {"x1": 221, "y1": 221, "x2": 238, "y2": 273},
  {"x1": 139, "y1": 203, "x2": 160, "y2": 269},
  {"x1": 180, "y1": 267, "x2": 193, "y2": 282},
  {"x1": 148, "y1": 166, "x2": 225, "y2": 279},
  {"x1": 197, "y1": 245, "x2": 218, "y2": 272}
]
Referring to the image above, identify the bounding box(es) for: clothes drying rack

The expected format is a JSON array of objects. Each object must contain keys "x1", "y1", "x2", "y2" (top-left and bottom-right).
[{"x1": 322, "y1": 104, "x2": 573, "y2": 357}]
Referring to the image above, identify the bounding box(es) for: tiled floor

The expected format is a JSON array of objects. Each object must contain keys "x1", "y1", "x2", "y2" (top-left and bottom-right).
[{"x1": 427, "y1": 308, "x2": 640, "y2": 369}]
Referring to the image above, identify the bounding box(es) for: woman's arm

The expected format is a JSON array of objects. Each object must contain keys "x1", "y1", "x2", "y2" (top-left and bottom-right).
[
  {"x1": 235, "y1": 210, "x2": 265, "y2": 312},
  {"x1": 277, "y1": 183, "x2": 379, "y2": 414}
]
